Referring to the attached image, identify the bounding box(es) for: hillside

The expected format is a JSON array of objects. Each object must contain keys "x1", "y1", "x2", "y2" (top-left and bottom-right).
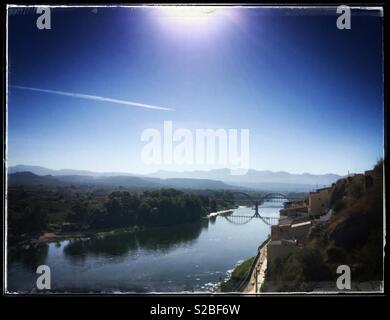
[
  {"x1": 149, "y1": 168, "x2": 341, "y2": 184},
  {"x1": 7, "y1": 171, "x2": 235, "y2": 191},
  {"x1": 263, "y1": 160, "x2": 384, "y2": 292},
  {"x1": 7, "y1": 172, "x2": 64, "y2": 186}
]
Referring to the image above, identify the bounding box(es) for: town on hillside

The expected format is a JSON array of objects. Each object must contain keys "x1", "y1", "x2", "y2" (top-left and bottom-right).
[{"x1": 244, "y1": 164, "x2": 383, "y2": 293}]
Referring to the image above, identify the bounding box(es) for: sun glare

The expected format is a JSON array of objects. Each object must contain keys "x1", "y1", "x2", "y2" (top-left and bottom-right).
[{"x1": 157, "y1": 6, "x2": 224, "y2": 30}]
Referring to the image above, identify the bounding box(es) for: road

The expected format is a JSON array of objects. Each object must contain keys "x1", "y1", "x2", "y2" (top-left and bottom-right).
[{"x1": 243, "y1": 241, "x2": 269, "y2": 293}]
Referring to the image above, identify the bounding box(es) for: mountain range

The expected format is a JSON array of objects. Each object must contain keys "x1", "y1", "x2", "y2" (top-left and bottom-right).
[{"x1": 7, "y1": 165, "x2": 343, "y2": 192}]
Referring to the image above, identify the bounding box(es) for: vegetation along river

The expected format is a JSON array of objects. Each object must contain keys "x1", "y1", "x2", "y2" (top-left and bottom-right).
[{"x1": 7, "y1": 205, "x2": 280, "y2": 293}]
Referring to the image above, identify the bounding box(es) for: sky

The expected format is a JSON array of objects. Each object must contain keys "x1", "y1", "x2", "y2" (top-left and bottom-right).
[{"x1": 7, "y1": 6, "x2": 384, "y2": 175}]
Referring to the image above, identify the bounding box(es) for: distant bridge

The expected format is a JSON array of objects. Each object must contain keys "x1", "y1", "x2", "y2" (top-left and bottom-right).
[
  {"x1": 223, "y1": 214, "x2": 280, "y2": 226},
  {"x1": 216, "y1": 192, "x2": 300, "y2": 226}
]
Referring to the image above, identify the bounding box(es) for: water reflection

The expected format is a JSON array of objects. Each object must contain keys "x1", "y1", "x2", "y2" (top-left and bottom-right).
[
  {"x1": 63, "y1": 219, "x2": 209, "y2": 263},
  {"x1": 8, "y1": 243, "x2": 49, "y2": 271}
]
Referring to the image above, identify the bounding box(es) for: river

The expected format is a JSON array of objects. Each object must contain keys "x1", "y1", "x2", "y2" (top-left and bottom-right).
[{"x1": 7, "y1": 205, "x2": 280, "y2": 293}]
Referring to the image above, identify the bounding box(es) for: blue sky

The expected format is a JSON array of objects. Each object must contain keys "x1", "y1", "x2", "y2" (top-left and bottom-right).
[{"x1": 7, "y1": 6, "x2": 384, "y2": 175}]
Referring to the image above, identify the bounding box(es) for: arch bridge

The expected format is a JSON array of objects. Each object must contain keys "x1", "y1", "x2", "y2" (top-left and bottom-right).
[{"x1": 216, "y1": 192, "x2": 302, "y2": 226}]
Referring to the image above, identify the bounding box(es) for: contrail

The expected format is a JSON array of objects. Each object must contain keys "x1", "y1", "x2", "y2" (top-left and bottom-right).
[{"x1": 9, "y1": 85, "x2": 175, "y2": 111}]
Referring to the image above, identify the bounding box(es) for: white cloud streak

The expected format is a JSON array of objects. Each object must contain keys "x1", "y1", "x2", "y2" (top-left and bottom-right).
[{"x1": 9, "y1": 85, "x2": 175, "y2": 111}]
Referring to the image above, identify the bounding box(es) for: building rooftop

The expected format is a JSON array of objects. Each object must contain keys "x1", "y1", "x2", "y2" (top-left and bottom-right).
[
  {"x1": 291, "y1": 221, "x2": 312, "y2": 228},
  {"x1": 269, "y1": 239, "x2": 296, "y2": 246},
  {"x1": 310, "y1": 186, "x2": 332, "y2": 194}
]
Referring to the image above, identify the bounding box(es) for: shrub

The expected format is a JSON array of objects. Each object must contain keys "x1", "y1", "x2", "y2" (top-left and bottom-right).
[{"x1": 333, "y1": 199, "x2": 345, "y2": 213}]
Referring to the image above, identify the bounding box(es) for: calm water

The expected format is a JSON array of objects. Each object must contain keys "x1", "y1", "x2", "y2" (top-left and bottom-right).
[{"x1": 7, "y1": 205, "x2": 280, "y2": 293}]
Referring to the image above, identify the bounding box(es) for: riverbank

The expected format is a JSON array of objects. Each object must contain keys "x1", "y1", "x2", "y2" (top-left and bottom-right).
[
  {"x1": 10, "y1": 218, "x2": 207, "y2": 247},
  {"x1": 37, "y1": 225, "x2": 142, "y2": 243},
  {"x1": 243, "y1": 239, "x2": 269, "y2": 293},
  {"x1": 207, "y1": 205, "x2": 247, "y2": 218},
  {"x1": 207, "y1": 209, "x2": 234, "y2": 218},
  {"x1": 218, "y1": 237, "x2": 270, "y2": 293},
  {"x1": 216, "y1": 257, "x2": 255, "y2": 292},
  {"x1": 10, "y1": 209, "x2": 223, "y2": 248},
  {"x1": 7, "y1": 225, "x2": 144, "y2": 249},
  {"x1": 10, "y1": 207, "x2": 239, "y2": 248}
]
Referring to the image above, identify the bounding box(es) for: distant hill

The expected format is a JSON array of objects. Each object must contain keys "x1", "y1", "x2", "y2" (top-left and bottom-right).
[
  {"x1": 8, "y1": 165, "x2": 342, "y2": 183},
  {"x1": 148, "y1": 169, "x2": 342, "y2": 191},
  {"x1": 148, "y1": 168, "x2": 342, "y2": 187},
  {"x1": 8, "y1": 165, "x2": 134, "y2": 177},
  {"x1": 7, "y1": 165, "x2": 343, "y2": 192},
  {"x1": 55, "y1": 174, "x2": 163, "y2": 189},
  {"x1": 7, "y1": 171, "x2": 235, "y2": 190},
  {"x1": 156, "y1": 178, "x2": 229, "y2": 190},
  {"x1": 7, "y1": 172, "x2": 63, "y2": 186}
]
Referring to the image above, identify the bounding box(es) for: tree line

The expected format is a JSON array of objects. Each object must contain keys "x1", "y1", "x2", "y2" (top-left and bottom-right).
[{"x1": 8, "y1": 188, "x2": 235, "y2": 243}]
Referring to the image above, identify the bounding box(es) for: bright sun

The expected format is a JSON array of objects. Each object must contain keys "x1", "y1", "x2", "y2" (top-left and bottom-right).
[{"x1": 157, "y1": 6, "x2": 223, "y2": 29}]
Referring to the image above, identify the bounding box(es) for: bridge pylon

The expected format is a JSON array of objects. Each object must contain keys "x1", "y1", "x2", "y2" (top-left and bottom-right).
[{"x1": 254, "y1": 201, "x2": 260, "y2": 216}]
